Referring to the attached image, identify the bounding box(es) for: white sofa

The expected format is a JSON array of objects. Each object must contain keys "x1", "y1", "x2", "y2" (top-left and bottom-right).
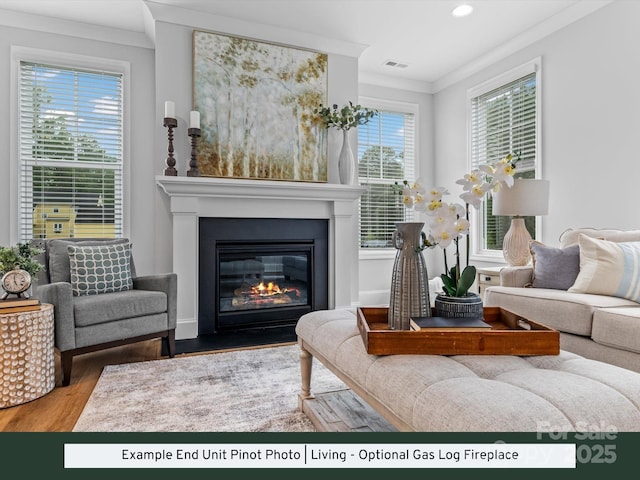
[{"x1": 485, "y1": 228, "x2": 640, "y2": 373}]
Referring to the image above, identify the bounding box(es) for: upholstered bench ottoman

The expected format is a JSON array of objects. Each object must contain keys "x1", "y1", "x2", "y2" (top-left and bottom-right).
[{"x1": 295, "y1": 308, "x2": 640, "y2": 432}]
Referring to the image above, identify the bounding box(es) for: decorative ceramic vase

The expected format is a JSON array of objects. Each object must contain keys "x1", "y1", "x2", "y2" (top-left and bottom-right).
[
  {"x1": 433, "y1": 292, "x2": 483, "y2": 319},
  {"x1": 338, "y1": 129, "x2": 354, "y2": 185},
  {"x1": 388, "y1": 222, "x2": 431, "y2": 330}
]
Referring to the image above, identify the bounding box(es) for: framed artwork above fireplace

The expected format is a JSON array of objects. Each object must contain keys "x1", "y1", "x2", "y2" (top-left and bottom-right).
[{"x1": 192, "y1": 29, "x2": 328, "y2": 182}]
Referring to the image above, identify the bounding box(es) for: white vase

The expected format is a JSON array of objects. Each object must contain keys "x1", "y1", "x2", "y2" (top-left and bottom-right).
[{"x1": 338, "y1": 129, "x2": 354, "y2": 185}]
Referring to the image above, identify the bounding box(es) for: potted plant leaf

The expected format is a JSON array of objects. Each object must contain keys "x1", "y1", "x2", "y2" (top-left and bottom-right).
[{"x1": 0, "y1": 243, "x2": 45, "y2": 297}]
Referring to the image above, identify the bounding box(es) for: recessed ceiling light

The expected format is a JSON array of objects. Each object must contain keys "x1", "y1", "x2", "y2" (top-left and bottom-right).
[{"x1": 452, "y1": 4, "x2": 474, "y2": 17}]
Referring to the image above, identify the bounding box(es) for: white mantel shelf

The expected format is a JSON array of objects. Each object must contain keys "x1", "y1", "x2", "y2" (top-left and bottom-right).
[
  {"x1": 156, "y1": 176, "x2": 366, "y2": 202},
  {"x1": 156, "y1": 175, "x2": 365, "y2": 340}
]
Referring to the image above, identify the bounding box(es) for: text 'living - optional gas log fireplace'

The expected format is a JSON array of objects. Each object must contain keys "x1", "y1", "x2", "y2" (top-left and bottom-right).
[{"x1": 198, "y1": 218, "x2": 328, "y2": 335}]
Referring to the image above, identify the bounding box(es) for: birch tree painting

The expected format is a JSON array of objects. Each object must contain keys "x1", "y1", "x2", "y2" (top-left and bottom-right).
[{"x1": 193, "y1": 30, "x2": 328, "y2": 182}]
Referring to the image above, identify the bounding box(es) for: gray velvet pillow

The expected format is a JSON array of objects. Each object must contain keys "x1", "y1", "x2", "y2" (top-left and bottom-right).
[{"x1": 530, "y1": 241, "x2": 580, "y2": 290}]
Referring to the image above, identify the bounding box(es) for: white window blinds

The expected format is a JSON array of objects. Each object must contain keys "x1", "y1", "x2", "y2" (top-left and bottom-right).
[
  {"x1": 470, "y1": 72, "x2": 537, "y2": 171},
  {"x1": 469, "y1": 66, "x2": 539, "y2": 253},
  {"x1": 19, "y1": 61, "x2": 124, "y2": 242},
  {"x1": 358, "y1": 107, "x2": 416, "y2": 249}
]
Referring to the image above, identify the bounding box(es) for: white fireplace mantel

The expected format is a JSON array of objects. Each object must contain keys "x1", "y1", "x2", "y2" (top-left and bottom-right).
[{"x1": 157, "y1": 176, "x2": 366, "y2": 339}]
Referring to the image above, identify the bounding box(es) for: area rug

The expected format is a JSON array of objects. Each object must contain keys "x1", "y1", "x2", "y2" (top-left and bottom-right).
[{"x1": 72, "y1": 344, "x2": 346, "y2": 432}]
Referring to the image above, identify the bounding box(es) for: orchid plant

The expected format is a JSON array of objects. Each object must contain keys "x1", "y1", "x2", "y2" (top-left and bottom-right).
[{"x1": 396, "y1": 152, "x2": 520, "y2": 297}]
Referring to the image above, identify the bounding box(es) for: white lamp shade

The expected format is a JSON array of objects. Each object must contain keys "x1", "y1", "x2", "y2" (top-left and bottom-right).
[{"x1": 492, "y1": 178, "x2": 550, "y2": 216}]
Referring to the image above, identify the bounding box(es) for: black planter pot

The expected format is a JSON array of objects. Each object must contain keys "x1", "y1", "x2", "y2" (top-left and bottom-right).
[{"x1": 433, "y1": 292, "x2": 483, "y2": 318}]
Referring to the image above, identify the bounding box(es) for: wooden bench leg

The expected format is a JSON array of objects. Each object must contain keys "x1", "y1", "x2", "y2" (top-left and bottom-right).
[{"x1": 298, "y1": 343, "x2": 313, "y2": 410}]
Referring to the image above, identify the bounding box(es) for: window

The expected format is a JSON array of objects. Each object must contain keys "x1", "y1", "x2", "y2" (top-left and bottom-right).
[
  {"x1": 468, "y1": 58, "x2": 541, "y2": 259},
  {"x1": 358, "y1": 99, "x2": 417, "y2": 249},
  {"x1": 18, "y1": 60, "x2": 124, "y2": 242}
]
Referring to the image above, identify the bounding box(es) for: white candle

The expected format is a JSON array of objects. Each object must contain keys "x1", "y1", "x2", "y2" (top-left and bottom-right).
[
  {"x1": 190, "y1": 111, "x2": 200, "y2": 129},
  {"x1": 164, "y1": 100, "x2": 175, "y2": 119}
]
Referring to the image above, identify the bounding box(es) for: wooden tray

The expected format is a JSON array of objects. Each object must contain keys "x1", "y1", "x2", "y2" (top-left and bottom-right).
[{"x1": 357, "y1": 306, "x2": 559, "y2": 356}]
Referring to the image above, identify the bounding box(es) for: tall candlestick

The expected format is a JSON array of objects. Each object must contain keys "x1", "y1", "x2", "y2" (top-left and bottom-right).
[
  {"x1": 164, "y1": 100, "x2": 175, "y2": 119},
  {"x1": 187, "y1": 127, "x2": 201, "y2": 177},
  {"x1": 190, "y1": 111, "x2": 200, "y2": 129},
  {"x1": 163, "y1": 117, "x2": 178, "y2": 176}
]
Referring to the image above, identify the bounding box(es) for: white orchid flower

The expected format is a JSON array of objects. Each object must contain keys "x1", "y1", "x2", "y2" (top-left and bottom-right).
[
  {"x1": 430, "y1": 225, "x2": 456, "y2": 249},
  {"x1": 413, "y1": 192, "x2": 428, "y2": 212},
  {"x1": 490, "y1": 161, "x2": 516, "y2": 188},
  {"x1": 428, "y1": 211, "x2": 453, "y2": 230},
  {"x1": 410, "y1": 178, "x2": 426, "y2": 194},
  {"x1": 460, "y1": 183, "x2": 491, "y2": 208},
  {"x1": 424, "y1": 199, "x2": 444, "y2": 214},
  {"x1": 427, "y1": 186, "x2": 449, "y2": 200},
  {"x1": 455, "y1": 170, "x2": 482, "y2": 192},
  {"x1": 454, "y1": 218, "x2": 470, "y2": 236},
  {"x1": 447, "y1": 202, "x2": 466, "y2": 218}
]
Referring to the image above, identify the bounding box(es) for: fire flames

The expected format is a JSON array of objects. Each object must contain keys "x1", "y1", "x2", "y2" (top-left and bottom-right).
[
  {"x1": 251, "y1": 281, "x2": 289, "y2": 296},
  {"x1": 231, "y1": 280, "x2": 302, "y2": 309}
]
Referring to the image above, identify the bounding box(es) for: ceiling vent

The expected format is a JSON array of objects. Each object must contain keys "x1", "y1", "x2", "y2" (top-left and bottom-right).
[{"x1": 383, "y1": 60, "x2": 409, "y2": 69}]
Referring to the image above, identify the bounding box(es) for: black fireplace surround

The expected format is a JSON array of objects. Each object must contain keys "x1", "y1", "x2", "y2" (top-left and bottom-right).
[{"x1": 198, "y1": 217, "x2": 328, "y2": 335}]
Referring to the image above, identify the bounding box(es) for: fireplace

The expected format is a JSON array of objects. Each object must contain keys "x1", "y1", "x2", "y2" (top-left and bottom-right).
[
  {"x1": 157, "y1": 176, "x2": 364, "y2": 340},
  {"x1": 199, "y1": 218, "x2": 328, "y2": 334}
]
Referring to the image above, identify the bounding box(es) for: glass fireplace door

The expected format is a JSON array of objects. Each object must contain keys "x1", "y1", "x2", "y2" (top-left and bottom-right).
[{"x1": 216, "y1": 243, "x2": 313, "y2": 329}]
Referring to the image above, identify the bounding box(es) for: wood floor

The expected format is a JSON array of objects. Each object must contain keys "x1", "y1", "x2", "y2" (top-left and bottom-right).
[{"x1": 1, "y1": 339, "x2": 173, "y2": 432}]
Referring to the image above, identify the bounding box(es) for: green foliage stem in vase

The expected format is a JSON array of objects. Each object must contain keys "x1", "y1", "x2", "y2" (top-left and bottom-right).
[
  {"x1": 0, "y1": 243, "x2": 45, "y2": 277},
  {"x1": 395, "y1": 152, "x2": 521, "y2": 298},
  {"x1": 315, "y1": 101, "x2": 377, "y2": 184},
  {"x1": 314, "y1": 101, "x2": 377, "y2": 131}
]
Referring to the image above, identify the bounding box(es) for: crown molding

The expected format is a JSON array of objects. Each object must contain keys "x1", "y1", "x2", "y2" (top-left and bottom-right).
[
  {"x1": 358, "y1": 71, "x2": 434, "y2": 94},
  {"x1": 432, "y1": 0, "x2": 613, "y2": 92},
  {"x1": 144, "y1": 1, "x2": 368, "y2": 58},
  {"x1": 0, "y1": 7, "x2": 154, "y2": 49}
]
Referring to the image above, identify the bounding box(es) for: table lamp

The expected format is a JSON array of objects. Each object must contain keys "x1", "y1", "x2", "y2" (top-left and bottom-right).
[{"x1": 492, "y1": 178, "x2": 550, "y2": 266}]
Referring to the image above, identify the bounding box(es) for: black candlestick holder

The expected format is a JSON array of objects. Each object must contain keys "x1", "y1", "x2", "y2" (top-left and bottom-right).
[
  {"x1": 163, "y1": 117, "x2": 178, "y2": 176},
  {"x1": 187, "y1": 127, "x2": 201, "y2": 177}
]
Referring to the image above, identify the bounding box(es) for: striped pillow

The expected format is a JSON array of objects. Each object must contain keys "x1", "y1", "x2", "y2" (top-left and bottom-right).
[{"x1": 568, "y1": 234, "x2": 640, "y2": 302}]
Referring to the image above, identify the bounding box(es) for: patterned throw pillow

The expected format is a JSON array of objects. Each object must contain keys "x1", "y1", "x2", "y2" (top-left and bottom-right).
[
  {"x1": 68, "y1": 243, "x2": 133, "y2": 296},
  {"x1": 529, "y1": 240, "x2": 581, "y2": 290},
  {"x1": 568, "y1": 235, "x2": 640, "y2": 302}
]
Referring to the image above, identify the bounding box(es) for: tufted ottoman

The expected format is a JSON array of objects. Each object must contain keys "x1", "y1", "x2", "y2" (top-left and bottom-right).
[{"x1": 295, "y1": 308, "x2": 640, "y2": 432}]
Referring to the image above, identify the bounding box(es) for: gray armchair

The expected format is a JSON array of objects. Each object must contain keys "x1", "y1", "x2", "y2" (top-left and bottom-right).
[{"x1": 31, "y1": 238, "x2": 176, "y2": 386}]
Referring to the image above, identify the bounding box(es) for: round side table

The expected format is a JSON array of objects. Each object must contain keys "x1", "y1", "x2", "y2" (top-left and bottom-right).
[{"x1": 0, "y1": 303, "x2": 55, "y2": 409}]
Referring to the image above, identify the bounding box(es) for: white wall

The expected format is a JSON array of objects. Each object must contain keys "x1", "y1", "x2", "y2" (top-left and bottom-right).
[{"x1": 433, "y1": 0, "x2": 640, "y2": 272}]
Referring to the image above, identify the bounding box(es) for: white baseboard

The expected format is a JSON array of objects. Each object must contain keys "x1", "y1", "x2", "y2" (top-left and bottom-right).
[
  {"x1": 358, "y1": 289, "x2": 390, "y2": 307},
  {"x1": 176, "y1": 318, "x2": 198, "y2": 340}
]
